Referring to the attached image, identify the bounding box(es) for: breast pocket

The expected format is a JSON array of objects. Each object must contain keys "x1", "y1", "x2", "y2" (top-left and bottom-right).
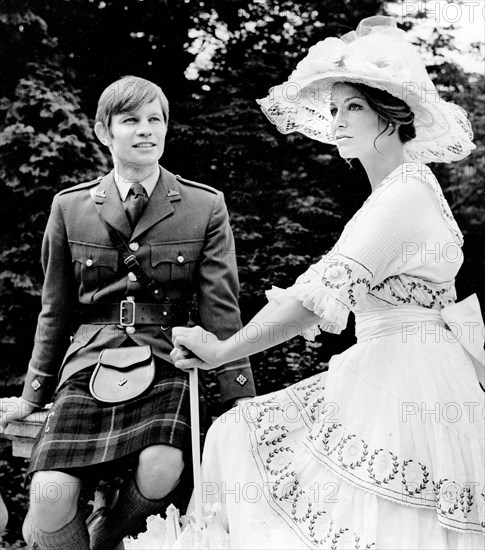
[
  {"x1": 150, "y1": 240, "x2": 203, "y2": 283},
  {"x1": 70, "y1": 241, "x2": 120, "y2": 290}
]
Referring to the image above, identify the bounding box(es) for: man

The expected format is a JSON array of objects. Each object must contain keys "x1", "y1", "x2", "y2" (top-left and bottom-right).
[{"x1": 0, "y1": 75, "x2": 255, "y2": 550}]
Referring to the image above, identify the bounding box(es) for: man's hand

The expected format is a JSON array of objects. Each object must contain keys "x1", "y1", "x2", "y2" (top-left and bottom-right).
[{"x1": 0, "y1": 397, "x2": 37, "y2": 433}]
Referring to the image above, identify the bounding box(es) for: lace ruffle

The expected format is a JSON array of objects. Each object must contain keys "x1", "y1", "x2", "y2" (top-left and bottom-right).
[
  {"x1": 266, "y1": 284, "x2": 350, "y2": 339},
  {"x1": 257, "y1": 19, "x2": 475, "y2": 164}
]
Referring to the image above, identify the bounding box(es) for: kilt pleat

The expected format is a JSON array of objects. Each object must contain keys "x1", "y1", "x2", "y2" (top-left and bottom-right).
[{"x1": 27, "y1": 359, "x2": 199, "y2": 477}]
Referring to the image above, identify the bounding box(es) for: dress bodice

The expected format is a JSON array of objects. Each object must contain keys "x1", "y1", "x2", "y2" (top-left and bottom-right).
[{"x1": 267, "y1": 163, "x2": 463, "y2": 338}]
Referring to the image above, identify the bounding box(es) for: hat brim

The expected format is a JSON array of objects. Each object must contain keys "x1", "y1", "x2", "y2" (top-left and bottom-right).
[{"x1": 258, "y1": 73, "x2": 474, "y2": 163}]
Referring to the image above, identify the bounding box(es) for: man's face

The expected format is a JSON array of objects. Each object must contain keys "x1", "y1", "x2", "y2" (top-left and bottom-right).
[{"x1": 107, "y1": 99, "x2": 167, "y2": 178}]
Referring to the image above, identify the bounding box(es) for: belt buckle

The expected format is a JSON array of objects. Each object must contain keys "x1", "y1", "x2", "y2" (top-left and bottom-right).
[{"x1": 120, "y1": 298, "x2": 136, "y2": 326}]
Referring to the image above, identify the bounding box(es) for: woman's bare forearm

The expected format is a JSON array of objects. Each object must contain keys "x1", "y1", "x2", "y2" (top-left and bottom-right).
[{"x1": 218, "y1": 298, "x2": 320, "y2": 364}]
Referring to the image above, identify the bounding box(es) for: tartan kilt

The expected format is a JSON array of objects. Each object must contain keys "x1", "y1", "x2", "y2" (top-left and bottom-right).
[{"x1": 27, "y1": 358, "x2": 206, "y2": 479}]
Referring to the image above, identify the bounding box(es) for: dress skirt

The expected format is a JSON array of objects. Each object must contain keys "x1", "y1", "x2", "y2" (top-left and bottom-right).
[
  {"x1": 198, "y1": 308, "x2": 484, "y2": 549},
  {"x1": 27, "y1": 358, "x2": 200, "y2": 478}
]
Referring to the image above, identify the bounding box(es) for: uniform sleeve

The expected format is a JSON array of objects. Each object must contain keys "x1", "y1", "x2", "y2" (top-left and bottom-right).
[
  {"x1": 197, "y1": 192, "x2": 256, "y2": 405},
  {"x1": 267, "y1": 176, "x2": 434, "y2": 339},
  {"x1": 22, "y1": 195, "x2": 77, "y2": 406}
]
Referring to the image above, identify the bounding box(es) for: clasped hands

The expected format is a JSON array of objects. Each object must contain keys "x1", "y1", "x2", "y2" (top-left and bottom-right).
[{"x1": 171, "y1": 325, "x2": 223, "y2": 371}]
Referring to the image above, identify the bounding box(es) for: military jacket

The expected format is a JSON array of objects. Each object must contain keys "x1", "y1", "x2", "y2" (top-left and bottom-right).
[{"x1": 22, "y1": 167, "x2": 256, "y2": 407}]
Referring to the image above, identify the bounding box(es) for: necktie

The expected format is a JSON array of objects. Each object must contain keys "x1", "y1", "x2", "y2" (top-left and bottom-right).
[{"x1": 126, "y1": 183, "x2": 148, "y2": 228}]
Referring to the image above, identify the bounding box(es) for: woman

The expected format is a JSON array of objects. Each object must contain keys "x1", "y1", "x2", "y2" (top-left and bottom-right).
[{"x1": 171, "y1": 16, "x2": 484, "y2": 549}]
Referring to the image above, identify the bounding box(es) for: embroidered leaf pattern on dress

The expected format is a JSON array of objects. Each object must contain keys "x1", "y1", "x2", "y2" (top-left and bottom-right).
[{"x1": 239, "y1": 373, "x2": 484, "y2": 545}]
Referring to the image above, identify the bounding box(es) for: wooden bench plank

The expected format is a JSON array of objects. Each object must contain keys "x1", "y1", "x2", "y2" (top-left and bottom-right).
[{"x1": 1, "y1": 410, "x2": 49, "y2": 458}]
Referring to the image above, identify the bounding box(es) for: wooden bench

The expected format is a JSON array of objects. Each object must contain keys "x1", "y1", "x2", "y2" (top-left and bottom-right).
[
  {"x1": 1, "y1": 409, "x2": 50, "y2": 458},
  {"x1": 1, "y1": 409, "x2": 117, "y2": 522},
  {"x1": 1, "y1": 408, "x2": 223, "y2": 459},
  {"x1": 0, "y1": 404, "x2": 221, "y2": 529}
]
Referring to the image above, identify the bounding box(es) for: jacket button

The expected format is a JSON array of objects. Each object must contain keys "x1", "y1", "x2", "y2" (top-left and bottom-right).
[
  {"x1": 129, "y1": 242, "x2": 139, "y2": 252},
  {"x1": 126, "y1": 326, "x2": 136, "y2": 335},
  {"x1": 86, "y1": 259, "x2": 93, "y2": 267},
  {"x1": 177, "y1": 255, "x2": 184, "y2": 263},
  {"x1": 128, "y1": 272, "x2": 137, "y2": 282},
  {"x1": 235, "y1": 374, "x2": 248, "y2": 386}
]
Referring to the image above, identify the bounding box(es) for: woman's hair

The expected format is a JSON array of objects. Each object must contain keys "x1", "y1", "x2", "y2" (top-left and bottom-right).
[
  {"x1": 348, "y1": 82, "x2": 416, "y2": 144},
  {"x1": 95, "y1": 75, "x2": 169, "y2": 133}
]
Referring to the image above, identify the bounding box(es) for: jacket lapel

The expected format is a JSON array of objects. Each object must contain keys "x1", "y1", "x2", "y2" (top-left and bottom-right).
[
  {"x1": 131, "y1": 167, "x2": 178, "y2": 240},
  {"x1": 96, "y1": 172, "x2": 132, "y2": 239}
]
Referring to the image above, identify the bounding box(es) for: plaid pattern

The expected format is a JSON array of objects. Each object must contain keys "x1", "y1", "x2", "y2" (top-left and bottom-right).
[{"x1": 27, "y1": 359, "x2": 204, "y2": 477}]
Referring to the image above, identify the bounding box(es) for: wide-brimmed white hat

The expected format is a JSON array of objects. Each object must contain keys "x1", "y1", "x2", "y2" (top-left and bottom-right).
[{"x1": 257, "y1": 15, "x2": 475, "y2": 163}]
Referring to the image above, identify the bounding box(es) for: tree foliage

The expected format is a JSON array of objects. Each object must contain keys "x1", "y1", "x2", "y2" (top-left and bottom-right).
[
  {"x1": 0, "y1": 5, "x2": 108, "y2": 388},
  {"x1": 0, "y1": 0, "x2": 483, "y2": 544},
  {"x1": 1, "y1": 0, "x2": 483, "y2": 400},
  {"x1": 0, "y1": 0, "x2": 389, "y2": 400}
]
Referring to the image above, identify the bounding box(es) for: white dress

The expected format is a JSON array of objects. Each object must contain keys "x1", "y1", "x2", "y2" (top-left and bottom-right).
[{"x1": 199, "y1": 163, "x2": 484, "y2": 549}]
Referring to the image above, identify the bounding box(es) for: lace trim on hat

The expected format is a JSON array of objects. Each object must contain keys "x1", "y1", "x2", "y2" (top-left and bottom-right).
[
  {"x1": 259, "y1": 92, "x2": 475, "y2": 164},
  {"x1": 257, "y1": 17, "x2": 475, "y2": 164}
]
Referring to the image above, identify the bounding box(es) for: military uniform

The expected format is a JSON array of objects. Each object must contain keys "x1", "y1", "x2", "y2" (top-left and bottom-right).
[{"x1": 22, "y1": 166, "x2": 255, "y2": 475}]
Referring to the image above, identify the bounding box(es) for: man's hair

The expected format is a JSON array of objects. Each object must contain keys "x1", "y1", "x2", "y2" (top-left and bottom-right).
[{"x1": 95, "y1": 75, "x2": 169, "y2": 132}]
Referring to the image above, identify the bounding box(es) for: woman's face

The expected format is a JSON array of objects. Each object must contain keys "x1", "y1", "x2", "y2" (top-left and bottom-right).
[{"x1": 329, "y1": 83, "x2": 387, "y2": 160}]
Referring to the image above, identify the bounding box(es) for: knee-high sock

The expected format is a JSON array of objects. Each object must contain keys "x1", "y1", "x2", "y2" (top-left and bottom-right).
[
  {"x1": 24, "y1": 509, "x2": 89, "y2": 550},
  {"x1": 89, "y1": 476, "x2": 173, "y2": 550}
]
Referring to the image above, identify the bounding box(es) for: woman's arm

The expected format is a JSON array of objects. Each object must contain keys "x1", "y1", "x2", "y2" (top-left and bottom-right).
[{"x1": 171, "y1": 297, "x2": 320, "y2": 370}]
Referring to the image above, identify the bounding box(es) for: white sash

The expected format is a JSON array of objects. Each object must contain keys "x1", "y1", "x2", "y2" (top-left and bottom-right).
[
  {"x1": 355, "y1": 296, "x2": 485, "y2": 388},
  {"x1": 441, "y1": 293, "x2": 485, "y2": 388}
]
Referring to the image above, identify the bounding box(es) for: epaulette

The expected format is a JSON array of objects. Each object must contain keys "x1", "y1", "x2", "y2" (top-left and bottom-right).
[
  {"x1": 175, "y1": 174, "x2": 219, "y2": 195},
  {"x1": 58, "y1": 176, "x2": 103, "y2": 195}
]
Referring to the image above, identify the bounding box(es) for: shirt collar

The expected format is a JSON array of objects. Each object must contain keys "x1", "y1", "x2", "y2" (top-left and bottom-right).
[{"x1": 114, "y1": 166, "x2": 160, "y2": 201}]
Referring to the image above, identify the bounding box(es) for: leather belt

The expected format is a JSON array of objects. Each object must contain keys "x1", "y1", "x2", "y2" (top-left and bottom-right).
[{"x1": 79, "y1": 302, "x2": 189, "y2": 326}]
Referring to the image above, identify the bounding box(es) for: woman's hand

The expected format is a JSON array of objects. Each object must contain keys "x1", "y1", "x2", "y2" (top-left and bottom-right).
[{"x1": 171, "y1": 325, "x2": 223, "y2": 371}]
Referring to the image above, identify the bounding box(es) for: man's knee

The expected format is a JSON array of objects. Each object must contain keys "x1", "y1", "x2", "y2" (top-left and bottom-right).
[
  {"x1": 28, "y1": 471, "x2": 81, "y2": 532},
  {"x1": 136, "y1": 445, "x2": 184, "y2": 499}
]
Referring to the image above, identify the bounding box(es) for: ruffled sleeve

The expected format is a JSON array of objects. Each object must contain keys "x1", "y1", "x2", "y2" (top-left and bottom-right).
[
  {"x1": 266, "y1": 251, "x2": 372, "y2": 339},
  {"x1": 266, "y1": 165, "x2": 450, "y2": 339}
]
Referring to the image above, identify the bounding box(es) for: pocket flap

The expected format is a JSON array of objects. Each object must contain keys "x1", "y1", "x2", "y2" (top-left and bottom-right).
[
  {"x1": 98, "y1": 345, "x2": 152, "y2": 369},
  {"x1": 70, "y1": 241, "x2": 119, "y2": 270},
  {"x1": 150, "y1": 241, "x2": 203, "y2": 267}
]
